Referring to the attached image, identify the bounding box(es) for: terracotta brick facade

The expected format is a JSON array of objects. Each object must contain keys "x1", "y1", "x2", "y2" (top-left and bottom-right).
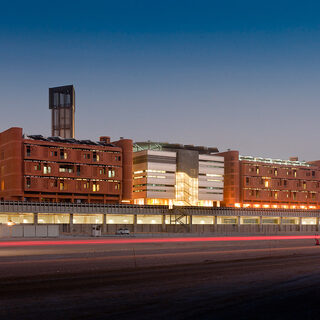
[
  {"x1": 0, "y1": 127, "x2": 132, "y2": 203},
  {"x1": 218, "y1": 150, "x2": 320, "y2": 209}
]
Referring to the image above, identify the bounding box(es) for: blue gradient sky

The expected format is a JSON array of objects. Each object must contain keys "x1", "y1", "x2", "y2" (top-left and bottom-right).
[{"x1": 1, "y1": 1, "x2": 320, "y2": 160}]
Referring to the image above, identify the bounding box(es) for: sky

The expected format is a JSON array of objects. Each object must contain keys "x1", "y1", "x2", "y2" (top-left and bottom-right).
[{"x1": 0, "y1": 0, "x2": 320, "y2": 161}]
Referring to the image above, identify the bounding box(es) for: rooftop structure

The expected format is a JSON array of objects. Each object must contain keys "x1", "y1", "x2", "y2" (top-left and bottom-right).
[
  {"x1": 49, "y1": 85, "x2": 75, "y2": 139},
  {"x1": 134, "y1": 141, "x2": 219, "y2": 154}
]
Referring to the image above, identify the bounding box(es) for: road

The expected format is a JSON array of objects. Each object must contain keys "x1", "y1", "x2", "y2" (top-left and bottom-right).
[{"x1": 1, "y1": 236, "x2": 320, "y2": 319}]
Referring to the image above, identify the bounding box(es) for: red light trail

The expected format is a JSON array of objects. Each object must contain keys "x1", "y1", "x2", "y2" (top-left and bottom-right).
[{"x1": 0, "y1": 235, "x2": 319, "y2": 247}]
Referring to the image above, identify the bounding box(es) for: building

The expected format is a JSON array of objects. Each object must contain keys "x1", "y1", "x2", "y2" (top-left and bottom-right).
[
  {"x1": 132, "y1": 142, "x2": 224, "y2": 207},
  {"x1": 218, "y1": 150, "x2": 320, "y2": 209},
  {"x1": 0, "y1": 127, "x2": 132, "y2": 203},
  {"x1": 49, "y1": 85, "x2": 75, "y2": 138}
]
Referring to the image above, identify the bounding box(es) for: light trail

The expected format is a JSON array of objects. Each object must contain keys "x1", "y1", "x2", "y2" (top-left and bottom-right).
[{"x1": 0, "y1": 235, "x2": 319, "y2": 247}]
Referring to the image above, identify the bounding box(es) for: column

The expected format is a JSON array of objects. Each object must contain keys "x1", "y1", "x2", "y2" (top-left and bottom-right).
[
  {"x1": 237, "y1": 216, "x2": 241, "y2": 232},
  {"x1": 189, "y1": 215, "x2": 192, "y2": 233},
  {"x1": 69, "y1": 213, "x2": 73, "y2": 233},
  {"x1": 214, "y1": 215, "x2": 218, "y2": 233},
  {"x1": 299, "y1": 217, "x2": 302, "y2": 232},
  {"x1": 161, "y1": 214, "x2": 166, "y2": 232},
  {"x1": 317, "y1": 217, "x2": 319, "y2": 232},
  {"x1": 33, "y1": 213, "x2": 38, "y2": 225},
  {"x1": 279, "y1": 216, "x2": 283, "y2": 232},
  {"x1": 133, "y1": 214, "x2": 137, "y2": 234},
  {"x1": 102, "y1": 213, "x2": 107, "y2": 234},
  {"x1": 259, "y1": 216, "x2": 263, "y2": 232}
]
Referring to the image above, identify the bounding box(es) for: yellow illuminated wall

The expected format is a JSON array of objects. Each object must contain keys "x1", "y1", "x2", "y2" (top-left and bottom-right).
[{"x1": 175, "y1": 172, "x2": 198, "y2": 206}]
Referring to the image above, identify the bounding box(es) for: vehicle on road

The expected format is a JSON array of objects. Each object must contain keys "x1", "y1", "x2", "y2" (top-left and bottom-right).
[{"x1": 116, "y1": 228, "x2": 130, "y2": 236}]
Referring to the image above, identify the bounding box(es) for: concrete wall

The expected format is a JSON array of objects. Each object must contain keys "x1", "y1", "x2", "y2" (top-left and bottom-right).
[
  {"x1": 0, "y1": 224, "x2": 59, "y2": 238},
  {"x1": 56, "y1": 223, "x2": 320, "y2": 236}
]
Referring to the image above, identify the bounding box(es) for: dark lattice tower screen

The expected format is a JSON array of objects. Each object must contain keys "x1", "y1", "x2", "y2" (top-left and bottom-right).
[{"x1": 49, "y1": 85, "x2": 75, "y2": 138}]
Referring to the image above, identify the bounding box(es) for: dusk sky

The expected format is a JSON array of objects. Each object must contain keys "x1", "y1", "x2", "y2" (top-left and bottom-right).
[{"x1": 1, "y1": 1, "x2": 320, "y2": 160}]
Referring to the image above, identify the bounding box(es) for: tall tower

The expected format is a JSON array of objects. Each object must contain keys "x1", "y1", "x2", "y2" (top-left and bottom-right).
[{"x1": 49, "y1": 85, "x2": 75, "y2": 138}]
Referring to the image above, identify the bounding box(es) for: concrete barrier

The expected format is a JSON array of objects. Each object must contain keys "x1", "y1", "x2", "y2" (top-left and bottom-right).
[{"x1": 0, "y1": 224, "x2": 59, "y2": 238}]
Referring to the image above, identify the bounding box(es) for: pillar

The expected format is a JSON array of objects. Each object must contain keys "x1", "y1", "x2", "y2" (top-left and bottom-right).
[
  {"x1": 259, "y1": 216, "x2": 263, "y2": 232},
  {"x1": 133, "y1": 215, "x2": 137, "y2": 234},
  {"x1": 299, "y1": 217, "x2": 302, "y2": 232},
  {"x1": 317, "y1": 217, "x2": 319, "y2": 232},
  {"x1": 237, "y1": 216, "x2": 241, "y2": 232},
  {"x1": 189, "y1": 215, "x2": 192, "y2": 233},
  {"x1": 33, "y1": 213, "x2": 38, "y2": 225},
  {"x1": 161, "y1": 214, "x2": 166, "y2": 232},
  {"x1": 102, "y1": 213, "x2": 107, "y2": 234},
  {"x1": 279, "y1": 216, "x2": 283, "y2": 232},
  {"x1": 214, "y1": 215, "x2": 218, "y2": 233},
  {"x1": 69, "y1": 213, "x2": 73, "y2": 233}
]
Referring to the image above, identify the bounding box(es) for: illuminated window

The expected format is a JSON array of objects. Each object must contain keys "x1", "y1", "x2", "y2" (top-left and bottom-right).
[
  {"x1": 108, "y1": 169, "x2": 115, "y2": 178},
  {"x1": 264, "y1": 180, "x2": 269, "y2": 187},
  {"x1": 175, "y1": 172, "x2": 198, "y2": 206},
  {"x1": 43, "y1": 165, "x2": 51, "y2": 174}
]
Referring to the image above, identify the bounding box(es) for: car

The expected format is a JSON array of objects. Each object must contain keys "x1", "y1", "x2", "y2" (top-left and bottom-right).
[{"x1": 116, "y1": 228, "x2": 130, "y2": 235}]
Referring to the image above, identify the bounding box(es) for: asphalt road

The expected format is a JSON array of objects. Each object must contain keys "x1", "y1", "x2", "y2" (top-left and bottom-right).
[{"x1": 1, "y1": 237, "x2": 320, "y2": 319}]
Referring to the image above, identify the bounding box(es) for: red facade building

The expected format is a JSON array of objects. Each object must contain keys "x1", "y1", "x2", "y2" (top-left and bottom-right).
[
  {"x1": 0, "y1": 127, "x2": 132, "y2": 203},
  {"x1": 219, "y1": 150, "x2": 320, "y2": 209}
]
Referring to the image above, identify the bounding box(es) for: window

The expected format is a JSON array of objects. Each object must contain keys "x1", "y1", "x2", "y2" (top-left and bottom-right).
[
  {"x1": 312, "y1": 171, "x2": 316, "y2": 177},
  {"x1": 274, "y1": 192, "x2": 278, "y2": 200},
  {"x1": 43, "y1": 164, "x2": 51, "y2": 174},
  {"x1": 34, "y1": 164, "x2": 41, "y2": 171},
  {"x1": 93, "y1": 152, "x2": 99, "y2": 162},
  {"x1": 60, "y1": 181, "x2": 65, "y2": 191},
  {"x1": 59, "y1": 165, "x2": 73, "y2": 173},
  {"x1": 59, "y1": 150, "x2": 67, "y2": 160},
  {"x1": 246, "y1": 177, "x2": 249, "y2": 185},
  {"x1": 256, "y1": 167, "x2": 260, "y2": 174},
  {"x1": 26, "y1": 146, "x2": 31, "y2": 157},
  {"x1": 26, "y1": 177, "x2": 31, "y2": 188},
  {"x1": 108, "y1": 169, "x2": 115, "y2": 178},
  {"x1": 274, "y1": 169, "x2": 278, "y2": 176},
  {"x1": 303, "y1": 181, "x2": 307, "y2": 189},
  {"x1": 100, "y1": 167, "x2": 107, "y2": 175},
  {"x1": 76, "y1": 165, "x2": 80, "y2": 176},
  {"x1": 293, "y1": 192, "x2": 296, "y2": 200},
  {"x1": 51, "y1": 180, "x2": 58, "y2": 188},
  {"x1": 264, "y1": 180, "x2": 269, "y2": 188},
  {"x1": 283, "y1": 180, "x2": 287, "y2": 186},
  {"x1": 93, "y1": 183, "x2": 99, "y2": 192}
]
